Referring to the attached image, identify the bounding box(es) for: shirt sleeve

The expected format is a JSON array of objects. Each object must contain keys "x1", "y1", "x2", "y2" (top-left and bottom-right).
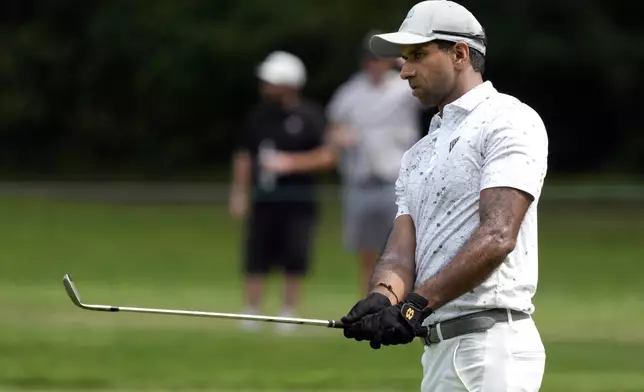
[
  {"x1": 395, "y1": 150, "x2": 411, "y2": 218},
  {"x1": 325, "y1": 83, "x2": 350, "y2": 125},
  {"x1": 480, "y1": 108, "x2": 549, "y2": 201}
]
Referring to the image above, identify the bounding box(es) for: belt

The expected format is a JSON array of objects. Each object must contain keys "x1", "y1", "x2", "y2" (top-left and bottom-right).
[
  {"x1": 422, "y1": 308, "x2": 530, "y2": 345},
  {"x1": 355, "y1": 177, "x2": 392, "y2": 187}
]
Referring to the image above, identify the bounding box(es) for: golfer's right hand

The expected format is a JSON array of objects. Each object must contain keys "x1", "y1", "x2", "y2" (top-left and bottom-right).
[{"x1": 341, "y1": 292, "x2": 392, "y2": 337}]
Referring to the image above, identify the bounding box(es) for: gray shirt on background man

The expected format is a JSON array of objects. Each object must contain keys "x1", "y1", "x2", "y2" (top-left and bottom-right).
[{"x1": 327, "y1": 68, "x2": 422, "y2": 252}]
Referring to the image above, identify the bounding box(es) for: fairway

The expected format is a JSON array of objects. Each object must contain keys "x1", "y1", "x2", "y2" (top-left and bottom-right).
[{"x1": 1, "y1": 193, "x2": 643, "y2": 391}]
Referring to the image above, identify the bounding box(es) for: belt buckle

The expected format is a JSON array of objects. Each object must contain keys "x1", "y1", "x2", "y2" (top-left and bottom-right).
[
  {"x1": 420, "y1": 324, "x2": 431, "y2": 347},
  {"x1": 422, "y1": 322, "x2": 440, "y2": 346}
]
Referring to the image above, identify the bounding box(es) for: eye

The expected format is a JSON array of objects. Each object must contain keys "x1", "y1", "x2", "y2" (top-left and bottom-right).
[{"x1": 401, "y1": 49, "x2": 425, "y2": 61}]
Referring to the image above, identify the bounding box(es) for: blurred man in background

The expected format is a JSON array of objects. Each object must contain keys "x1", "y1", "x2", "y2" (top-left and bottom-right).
[
  {"x1": 326, "y1": 30, "x2": 424, "y2": 295},
  {"x1": 229, "y1": 51, "x2": 334, "y2": 333}
]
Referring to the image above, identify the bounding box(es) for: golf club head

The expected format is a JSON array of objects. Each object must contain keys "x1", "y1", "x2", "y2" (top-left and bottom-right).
[{"x1": 63, "y1": 274, "x2": 84, "y2": 308}]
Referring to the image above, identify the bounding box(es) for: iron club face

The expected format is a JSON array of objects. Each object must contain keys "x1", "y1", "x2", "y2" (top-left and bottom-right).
[{"x1": 63, "y1": 274, "x2": 84, "y2": 309}]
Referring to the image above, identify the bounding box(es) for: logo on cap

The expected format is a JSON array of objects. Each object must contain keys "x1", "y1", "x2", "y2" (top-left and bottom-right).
[{"x1": 405, "y1": 7, "x2": 415, "y2": 20}]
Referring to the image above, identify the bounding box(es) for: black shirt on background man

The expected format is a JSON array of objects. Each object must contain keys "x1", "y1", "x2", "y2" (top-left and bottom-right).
[{"x1": 240, "y1": 99, "x2": 328, "y2": 206}]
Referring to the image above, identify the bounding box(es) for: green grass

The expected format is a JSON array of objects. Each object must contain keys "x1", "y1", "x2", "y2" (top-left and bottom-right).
[{"x1": 0, "y1": 196, "x2": 643, "y2": 391}]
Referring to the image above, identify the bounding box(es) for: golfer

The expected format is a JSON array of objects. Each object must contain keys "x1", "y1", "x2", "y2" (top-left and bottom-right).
[{"x1": 340, "y1": 1, "x2": 549, "y2": 391}]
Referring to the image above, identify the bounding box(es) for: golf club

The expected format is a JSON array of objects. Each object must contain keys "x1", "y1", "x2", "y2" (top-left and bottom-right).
[{"x1": 63, "y1": 273, "x2": 429, "y2": 336}]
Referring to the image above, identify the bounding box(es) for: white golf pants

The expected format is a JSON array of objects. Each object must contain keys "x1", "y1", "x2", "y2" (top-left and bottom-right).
[{"x1": 420, "y1": 312, "x2": 546, "y2": 392}]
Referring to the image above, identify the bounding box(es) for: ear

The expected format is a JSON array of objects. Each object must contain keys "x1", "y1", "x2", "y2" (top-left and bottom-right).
[{"x1": 452, "y1": 42, "x2": 470, "y2": 69}]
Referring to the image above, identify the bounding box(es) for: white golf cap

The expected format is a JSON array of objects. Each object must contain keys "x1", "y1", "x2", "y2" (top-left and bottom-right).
[
  {"x1": 370, "y1": 0, "x2": 486, "y2": 58},
  {"x1": 256, "y1": 51, "x2": 307, "y2": 89}
]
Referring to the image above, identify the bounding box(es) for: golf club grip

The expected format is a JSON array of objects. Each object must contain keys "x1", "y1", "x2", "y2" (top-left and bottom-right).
[{"x1": 333, "y1": 321, "x2": 429, "y2": 338}]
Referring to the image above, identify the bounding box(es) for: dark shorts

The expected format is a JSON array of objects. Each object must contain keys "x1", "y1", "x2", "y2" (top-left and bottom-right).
[{"x1": 243, "y1": 202, "x2": 317, "y2": 276}]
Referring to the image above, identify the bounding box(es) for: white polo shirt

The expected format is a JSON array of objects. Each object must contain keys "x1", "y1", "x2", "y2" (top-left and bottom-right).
[
  {"x1": 327, "y1": 70, "x2": 422, "y2": 184},
  {"x1": 395, "y1": 81, "x2": 549, "y2": 325}
]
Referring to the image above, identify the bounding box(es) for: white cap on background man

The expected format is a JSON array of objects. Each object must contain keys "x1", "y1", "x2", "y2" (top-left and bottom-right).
[
  {"x1": 256, "y1": 51, "x2": 307, "y2": 89},
  {"x1": 370, "y1": 0, "x2": 486, "y2": 58}
]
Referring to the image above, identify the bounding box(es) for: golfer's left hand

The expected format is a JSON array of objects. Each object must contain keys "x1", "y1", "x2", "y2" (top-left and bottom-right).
[{"x1": 359, "y1": 292, "x2": 432, "y2": 349}]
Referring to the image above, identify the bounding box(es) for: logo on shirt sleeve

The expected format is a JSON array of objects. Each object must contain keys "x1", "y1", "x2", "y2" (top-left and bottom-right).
[{"x1": 449, "y1": 137, "x2": 460, "y2": 153}]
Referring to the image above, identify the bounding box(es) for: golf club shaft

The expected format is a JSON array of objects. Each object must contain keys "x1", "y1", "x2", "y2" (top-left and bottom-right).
[{"x1": 77, "y1": 303, "x2": 342, "y2": 328}]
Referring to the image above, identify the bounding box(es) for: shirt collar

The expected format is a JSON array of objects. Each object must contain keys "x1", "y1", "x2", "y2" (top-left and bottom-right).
[
  {"x1": 445, "y1": 80, "x2": 497, "y2": 113},
  {"x1": 427, "y1": 81, "x2": 496, "y2": 134}
]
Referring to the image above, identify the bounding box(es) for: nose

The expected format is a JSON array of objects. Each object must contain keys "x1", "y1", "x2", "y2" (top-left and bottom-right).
[{"x1": 399, "y1": 62, "x2": 415, "y2": 80}]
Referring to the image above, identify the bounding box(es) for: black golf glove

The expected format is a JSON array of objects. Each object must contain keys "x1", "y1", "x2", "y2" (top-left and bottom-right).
[
  {"x1": 359, "y1": 292, "x2": 432, "y2": 349},
  {"x1": 341, "y1": 292, "x2": 392, "y2": 339}
]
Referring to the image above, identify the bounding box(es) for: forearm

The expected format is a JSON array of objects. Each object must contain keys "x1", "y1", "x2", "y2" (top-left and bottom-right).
[
  {"x1": 285, "y1": 146, "x2": 336, "y2": 173},
  {"x1": 368, "y1": 215, "x2": 417, "y2": 303},
  {"x1": 231, "y1": 151, "x2": 251, "y2": 194},
  {"x1": 369, "y1": 250, "x2": 416, "y2": 304},
  {"x1": 416, "y1": 226, "x2": 514, "y2": 310}
]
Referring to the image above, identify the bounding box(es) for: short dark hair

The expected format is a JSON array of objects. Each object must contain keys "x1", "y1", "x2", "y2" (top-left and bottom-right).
[
  {"x1": 469, "y1": 49, "x2": 485, "y2": 74},
  {"x1": 434, "y1": 40, "x2": 485, "y2": 74}
]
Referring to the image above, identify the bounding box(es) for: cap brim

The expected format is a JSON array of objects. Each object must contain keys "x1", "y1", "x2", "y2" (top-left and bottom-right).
[{"x1": 369, "y1": 32, "x2": 432, "y2": 58}]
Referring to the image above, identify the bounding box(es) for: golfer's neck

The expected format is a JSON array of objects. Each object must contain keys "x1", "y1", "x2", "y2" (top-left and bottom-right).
[{"x1": 438, "y1": 73, "x2": 484, "y2": 115}]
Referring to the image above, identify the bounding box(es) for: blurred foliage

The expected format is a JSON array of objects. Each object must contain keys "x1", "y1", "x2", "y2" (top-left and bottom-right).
[{"x1": 0, "y1": 0, "x2": 642, "y2": 179}]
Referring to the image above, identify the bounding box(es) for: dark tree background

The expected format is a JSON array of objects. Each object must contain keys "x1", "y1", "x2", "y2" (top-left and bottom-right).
[{"x1": 0, "y1": 0, "x2": 642, "y2": 180}]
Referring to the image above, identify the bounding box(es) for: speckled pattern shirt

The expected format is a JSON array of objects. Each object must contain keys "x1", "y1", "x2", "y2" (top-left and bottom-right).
[{"x1": 395, "y1": 81, "x2": 549, "y2": 325}]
